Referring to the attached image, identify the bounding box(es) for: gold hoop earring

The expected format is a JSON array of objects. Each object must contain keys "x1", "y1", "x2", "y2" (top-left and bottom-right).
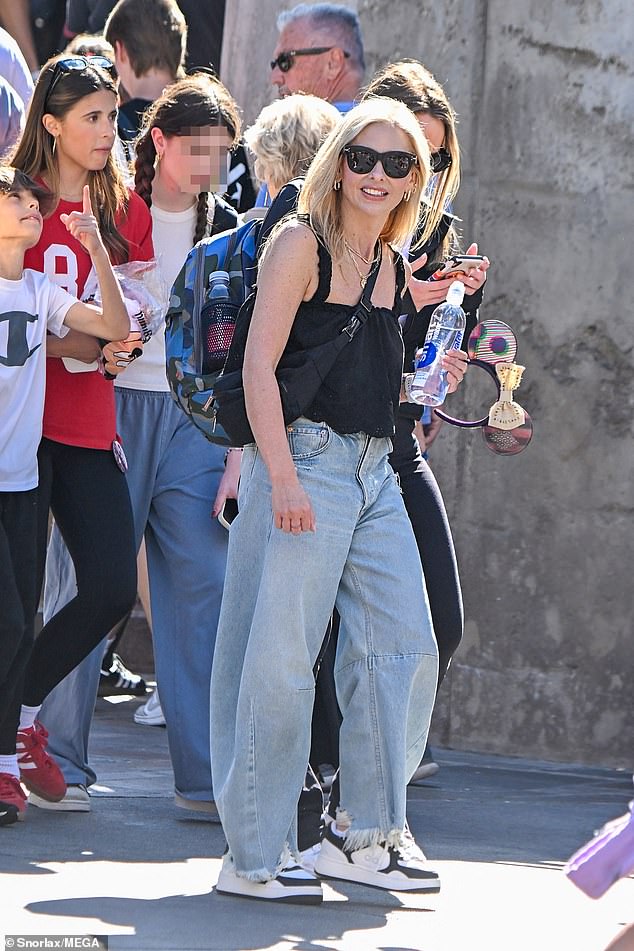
[
  {"x1": 403, "y1": 189, "x2": 411, "y2": 202},
  {"x1": 333, "y1": 180, "x2": 341, "y2": 191},
  {"x1": 51, "y1": 135, "x2": 57, "y2": 156}
]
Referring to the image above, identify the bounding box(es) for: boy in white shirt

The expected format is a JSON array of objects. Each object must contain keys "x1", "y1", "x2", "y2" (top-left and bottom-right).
[{"x1": 0, "y1": 166, "x2": 130, "y2": 826}]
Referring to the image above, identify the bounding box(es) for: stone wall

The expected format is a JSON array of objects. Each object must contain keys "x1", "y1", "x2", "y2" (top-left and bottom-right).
[{"x1": 221, "y1": 1, "x2": 634, "y2": 767}]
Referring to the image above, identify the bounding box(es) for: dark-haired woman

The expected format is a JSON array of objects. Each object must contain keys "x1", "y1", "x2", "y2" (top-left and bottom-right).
[
  {"x1": 33, "y1": 73, "x2": 242, "y2": 812},
  {"x1": 8, "y1": 53, "x2": 153, "y2": 807},
  {"x1": 363, "y1": 61, "x2": 490, "y2": 779}
]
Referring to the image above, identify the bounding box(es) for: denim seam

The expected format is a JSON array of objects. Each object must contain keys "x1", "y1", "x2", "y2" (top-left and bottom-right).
[
  {"x1": 247, "y1": 699, "x2": 268, "y2": 875},
  {"x1": 288, "y1": 426, "x2": 331, "y2": 461},
  {"x1": 335, "y1": 650, "x2": 431, "y2": 676},
  {"x1": 346, "y1": 560, "x2": 388, "y2": 827}
]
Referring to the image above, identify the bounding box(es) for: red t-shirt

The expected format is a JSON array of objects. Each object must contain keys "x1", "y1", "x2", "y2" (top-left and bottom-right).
[{"x1": 24, "y1": 190, "x2": 154, "y2": 449}]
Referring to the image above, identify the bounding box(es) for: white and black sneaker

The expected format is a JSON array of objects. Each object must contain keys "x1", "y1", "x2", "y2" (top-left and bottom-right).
[
  {"x1": 314, "y1": 823, "x2": 441, "y2": 893},
  {"x1": 215, "y1": 854, "x2": 323, "y2": 904}
]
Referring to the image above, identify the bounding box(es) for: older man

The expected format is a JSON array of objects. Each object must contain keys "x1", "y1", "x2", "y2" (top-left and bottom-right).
[{"x1": 270, "y1": 3, "x2": 365, "y2": 112}]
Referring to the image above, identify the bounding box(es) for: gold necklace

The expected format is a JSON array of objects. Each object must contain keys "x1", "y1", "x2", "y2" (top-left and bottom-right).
[
  {"x1": 344, "y1": 240, "x2": 374, "y2": 266},
  {"x1": 344, "y1": 241, "x2": 377, "y2": 288}
]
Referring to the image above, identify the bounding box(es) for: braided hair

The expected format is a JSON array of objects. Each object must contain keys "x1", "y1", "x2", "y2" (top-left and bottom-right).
[{"x1": 134, "y1": 73, "x2": 240, "y2": 243}]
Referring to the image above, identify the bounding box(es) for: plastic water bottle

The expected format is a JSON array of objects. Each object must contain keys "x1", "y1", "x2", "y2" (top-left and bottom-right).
[
  {"x1": 408, "y1": 280, "x2": 466, "y2": 406},
  {"x1": 201, "y1": 270, "x2": 238, "y2": 373}
]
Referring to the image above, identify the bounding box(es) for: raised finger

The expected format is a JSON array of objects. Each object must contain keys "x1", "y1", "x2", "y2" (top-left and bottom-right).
[{"x1": 82, "y1": 184, "x2": 93, "y2": 215}]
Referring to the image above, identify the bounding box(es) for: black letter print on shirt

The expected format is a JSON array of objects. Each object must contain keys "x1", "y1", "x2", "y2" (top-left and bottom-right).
[{"x1": 0, "y1": 312, "x2": 40, "y2": 366}]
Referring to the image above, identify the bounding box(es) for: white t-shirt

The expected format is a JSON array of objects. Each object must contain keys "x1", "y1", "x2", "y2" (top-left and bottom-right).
[
  {"x1": 115, "y1": 202, "x2": 198, "y2": 392},
  {"x1": 0, "y1": 269, "x2": 74, "y2": 491}
]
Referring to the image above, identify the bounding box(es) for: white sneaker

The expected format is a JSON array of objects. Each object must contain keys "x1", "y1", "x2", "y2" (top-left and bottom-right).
[
  {"x1": 29, "y1": 783, "x2": 91, "y2": 812},
  {"x1": 216, "y1": 854, "x2": 323, "y2": 904},
  {"x1": 298, "y1": 842, "x2": 321, "y2": 874},
  {"x1": 134, "y1": 689, "x2": 165, "y2": 727},
  {"x1": 314, "y1": 824, "x2": 441, "y2": 892}
]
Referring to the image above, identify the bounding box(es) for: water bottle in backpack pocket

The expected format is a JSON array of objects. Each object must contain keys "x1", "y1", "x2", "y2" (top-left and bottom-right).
[
  {"x1": 200, "y1": 270, "x2": 240, "y2": 373},
  {"x1": 165, "y1": 218, "x2": 260, "y2": 444}
]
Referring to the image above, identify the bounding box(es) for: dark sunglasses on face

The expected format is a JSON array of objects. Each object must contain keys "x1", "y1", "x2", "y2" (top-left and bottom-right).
[
  {"x1": 342, "y1": 145, "x2": 418, "y2": 180},
  {"x1": 44, "y1": 55, "x2": 115, "y2": 109},
  {"x1": 430, "y1": 147, "x2": 452, "y2": 174},
  {"x1": 270, "y1": 46, "x2": 350, "y2": 73}
]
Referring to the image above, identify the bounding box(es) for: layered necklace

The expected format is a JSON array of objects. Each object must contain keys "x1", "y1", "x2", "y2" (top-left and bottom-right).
[{"x1": 344, "y1": 240, "x2": 380, "y2": 289}]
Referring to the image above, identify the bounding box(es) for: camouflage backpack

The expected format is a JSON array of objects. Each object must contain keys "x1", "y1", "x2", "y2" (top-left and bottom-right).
[{"x1": 165, "y1": 219, "x2": 260, "y2": 445}]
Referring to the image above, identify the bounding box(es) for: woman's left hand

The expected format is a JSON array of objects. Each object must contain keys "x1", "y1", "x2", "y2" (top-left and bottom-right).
[
  {"x1": 212, "y1": 448, "x2": 241, "y2": 518},
  {"x1": 60, "y1": 185, "x2": 105, "y2": 257},
  {"x1": 460, "y1": 242, "x2": 490, "y2": 296},
  {"x1": 442, "y1": 348, "x2": 468, "y2": 394}
]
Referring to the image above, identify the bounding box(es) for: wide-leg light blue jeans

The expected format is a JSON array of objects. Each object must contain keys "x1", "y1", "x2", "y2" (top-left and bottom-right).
[{"x1": 210, "y1": 419, "x2": 438, "y2": 881}]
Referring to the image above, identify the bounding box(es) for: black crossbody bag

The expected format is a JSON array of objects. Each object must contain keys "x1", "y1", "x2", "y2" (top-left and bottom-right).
[{"x1": 212, "y1": 242, "x2": 382, "y2": 448}]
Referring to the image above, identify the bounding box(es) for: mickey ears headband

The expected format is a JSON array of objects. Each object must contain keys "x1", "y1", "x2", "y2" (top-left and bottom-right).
[{"x1": 435, "y1": 319, "x2": 533, "y2": 455}]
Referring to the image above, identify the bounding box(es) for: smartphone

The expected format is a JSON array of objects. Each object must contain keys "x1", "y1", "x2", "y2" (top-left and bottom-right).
[
  {"x1": 428, "y1": 254, "x2": 486, "y2": 280},
  {"x1": 217, "y1": 497, "x2": 239, "y2": 530}
]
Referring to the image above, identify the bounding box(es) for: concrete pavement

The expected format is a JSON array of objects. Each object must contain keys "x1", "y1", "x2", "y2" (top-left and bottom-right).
[{"x1": 1, "y1": 692, "x2": 633, "y2": 951}]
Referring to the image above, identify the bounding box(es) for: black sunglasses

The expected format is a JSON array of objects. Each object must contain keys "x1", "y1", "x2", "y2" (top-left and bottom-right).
[
  {"x1": 430, "y1": 147, "x2": 452, "y2": 174},
  {"x1": 270, "y1": 46, "x2": 350, "y2": 73},
  {"x1": 44, "y1": 55, "x2": 115, "y2": 109},
  {"x1": 342, "y1": 145, "x2": 418, "y2": 180}
]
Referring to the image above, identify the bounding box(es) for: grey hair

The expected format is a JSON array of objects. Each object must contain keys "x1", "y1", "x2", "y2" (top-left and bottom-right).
[{"x1": 277, "y1": 3, "x2": 365, "y2": 72}]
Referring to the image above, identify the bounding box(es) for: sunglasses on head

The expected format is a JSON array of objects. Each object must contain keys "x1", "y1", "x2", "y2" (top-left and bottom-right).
[
  {"x1": 270, "y1": 46, "x2": 350, "y2": 73},
  {"x1": 342, "y1": 145, "x2": 418, "y2": 180},
  {"x1": 44, "y1": 55, "x2": 115, "y2": 109},
  {"x1": 430, "y1": 147, "x2": 452, "y2": 174}
]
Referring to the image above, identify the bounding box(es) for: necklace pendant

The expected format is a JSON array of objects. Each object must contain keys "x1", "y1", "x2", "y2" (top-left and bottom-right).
[{"x1": 360, "y1": 276, "x2": 367, "y2": 288}]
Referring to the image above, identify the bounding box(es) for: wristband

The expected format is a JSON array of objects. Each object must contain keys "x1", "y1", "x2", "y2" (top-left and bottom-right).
[{"x1": 224, "y1": 447, "x2": 243, "y2": 466}]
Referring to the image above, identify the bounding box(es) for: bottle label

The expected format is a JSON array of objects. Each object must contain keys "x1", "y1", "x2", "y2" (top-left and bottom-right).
[
  {"x1": 416, "y1": 341, "x2": 437, "y2": 369},
  {"x1": 451, "y1": 330, "x2": 464, "y2": 351}
]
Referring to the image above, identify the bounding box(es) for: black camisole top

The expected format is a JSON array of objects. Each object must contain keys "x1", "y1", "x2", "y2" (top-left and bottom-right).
[{"x1": 283, "y1": 235, "x2": 406, "y2": 438}]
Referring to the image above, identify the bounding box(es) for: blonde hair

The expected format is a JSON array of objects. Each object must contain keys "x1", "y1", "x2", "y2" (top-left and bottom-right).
[
  {"x1": 245, "y1": 94, "x2": 340, "y2": 194},
  {"x1": 362, "y1": 60, "x2": 461, "y2": 256},
  {"x1": 298, "y1": 97, "x2": 431, "y2": 262}
]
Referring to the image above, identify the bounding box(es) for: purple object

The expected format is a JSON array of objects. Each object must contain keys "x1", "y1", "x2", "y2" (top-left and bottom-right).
[{"x1": 565, "y1": 803, "x2": 634, "y2": 899}]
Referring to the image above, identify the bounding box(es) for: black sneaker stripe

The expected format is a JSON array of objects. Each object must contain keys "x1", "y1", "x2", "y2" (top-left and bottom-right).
[{"x1": 323, "y1": 823, "x2": 438, "y2": 880}]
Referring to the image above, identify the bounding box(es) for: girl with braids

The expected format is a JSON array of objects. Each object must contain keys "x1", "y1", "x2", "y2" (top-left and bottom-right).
[
  {"x1": 32, "y1": 72, "x2": 242, "y2": 815},
  {"x1": 5, "y1": 53, "x2": 153, "y2": 810}
]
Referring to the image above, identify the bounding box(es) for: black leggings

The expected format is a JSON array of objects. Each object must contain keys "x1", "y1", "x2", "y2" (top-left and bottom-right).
[
  {"x1": 23, "y1": 438, "x2": 137, "y2": 707},
  {"x1": 390, "y1": 420, "x2": 464, "y2": 686},
  {"x1": 0, "y1": 490, "x2": 38, "y2": 752}
]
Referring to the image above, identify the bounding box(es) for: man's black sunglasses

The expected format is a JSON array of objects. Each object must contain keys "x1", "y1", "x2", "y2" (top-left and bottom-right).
[
  {"x1": 430, "y1": 147, "x2": 452, "y2": 174},
  {"x1": 44, "y1": 55, "x2": 115, "y2": 109},
  {"x1": 342, "y1": 145, "x2": 418, "y2": 180},
  {"x1": 270, "y1": 46, "x2": 350, "y2": 73}
]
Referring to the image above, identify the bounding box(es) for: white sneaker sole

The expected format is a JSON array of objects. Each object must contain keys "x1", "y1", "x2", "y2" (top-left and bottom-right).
[
  {"x1": 216, "y1": 867, "x2": 323, "y2": 904},
  {"x1": 29, "y1": 789, "x2": 91, "y2": 812},
  {"x1": 315, "y1": 840, "x2": 441, "y2": 893},
  {"x1": 174, "y1": 794, "x2": 221, "y2": 820},
  {"x1": 409, "y1": 761, "x2": 440, "y2": 784},
  {"x1": 133, "y1": 713, "x2": 166, "y2": 727}
]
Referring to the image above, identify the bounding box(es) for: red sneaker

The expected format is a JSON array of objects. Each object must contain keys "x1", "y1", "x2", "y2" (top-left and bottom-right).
[
  {"x1": 0, "y1": 772, "x2": 27, "y2": 825},
  {"x1": 16, "y1": 722, "x2": 66, "y2": 802}
]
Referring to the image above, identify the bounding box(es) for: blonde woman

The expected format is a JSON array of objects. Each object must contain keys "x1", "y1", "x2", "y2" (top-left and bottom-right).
[{"x1": 210, "y1": 97, "x2": 466, "y2": 903}]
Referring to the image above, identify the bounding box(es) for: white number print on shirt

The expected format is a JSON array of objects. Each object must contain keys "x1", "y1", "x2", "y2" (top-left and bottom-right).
[{"x1": 43, "y1": 244, "x2": 79, "y2": 296}]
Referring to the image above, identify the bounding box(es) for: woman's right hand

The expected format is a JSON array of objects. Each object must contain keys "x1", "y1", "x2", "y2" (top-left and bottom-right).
[{"x1": 271, "y1": 478, "x2": 316, "y2": 534}]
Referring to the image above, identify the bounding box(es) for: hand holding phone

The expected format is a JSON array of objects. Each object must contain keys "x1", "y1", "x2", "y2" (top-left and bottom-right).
[
  {"x1": 428, "y1": 254, "x2": 487, "y2": 281},
  {"x1": 217, "y1": 497, "x2": 239, "y2": 530}
]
